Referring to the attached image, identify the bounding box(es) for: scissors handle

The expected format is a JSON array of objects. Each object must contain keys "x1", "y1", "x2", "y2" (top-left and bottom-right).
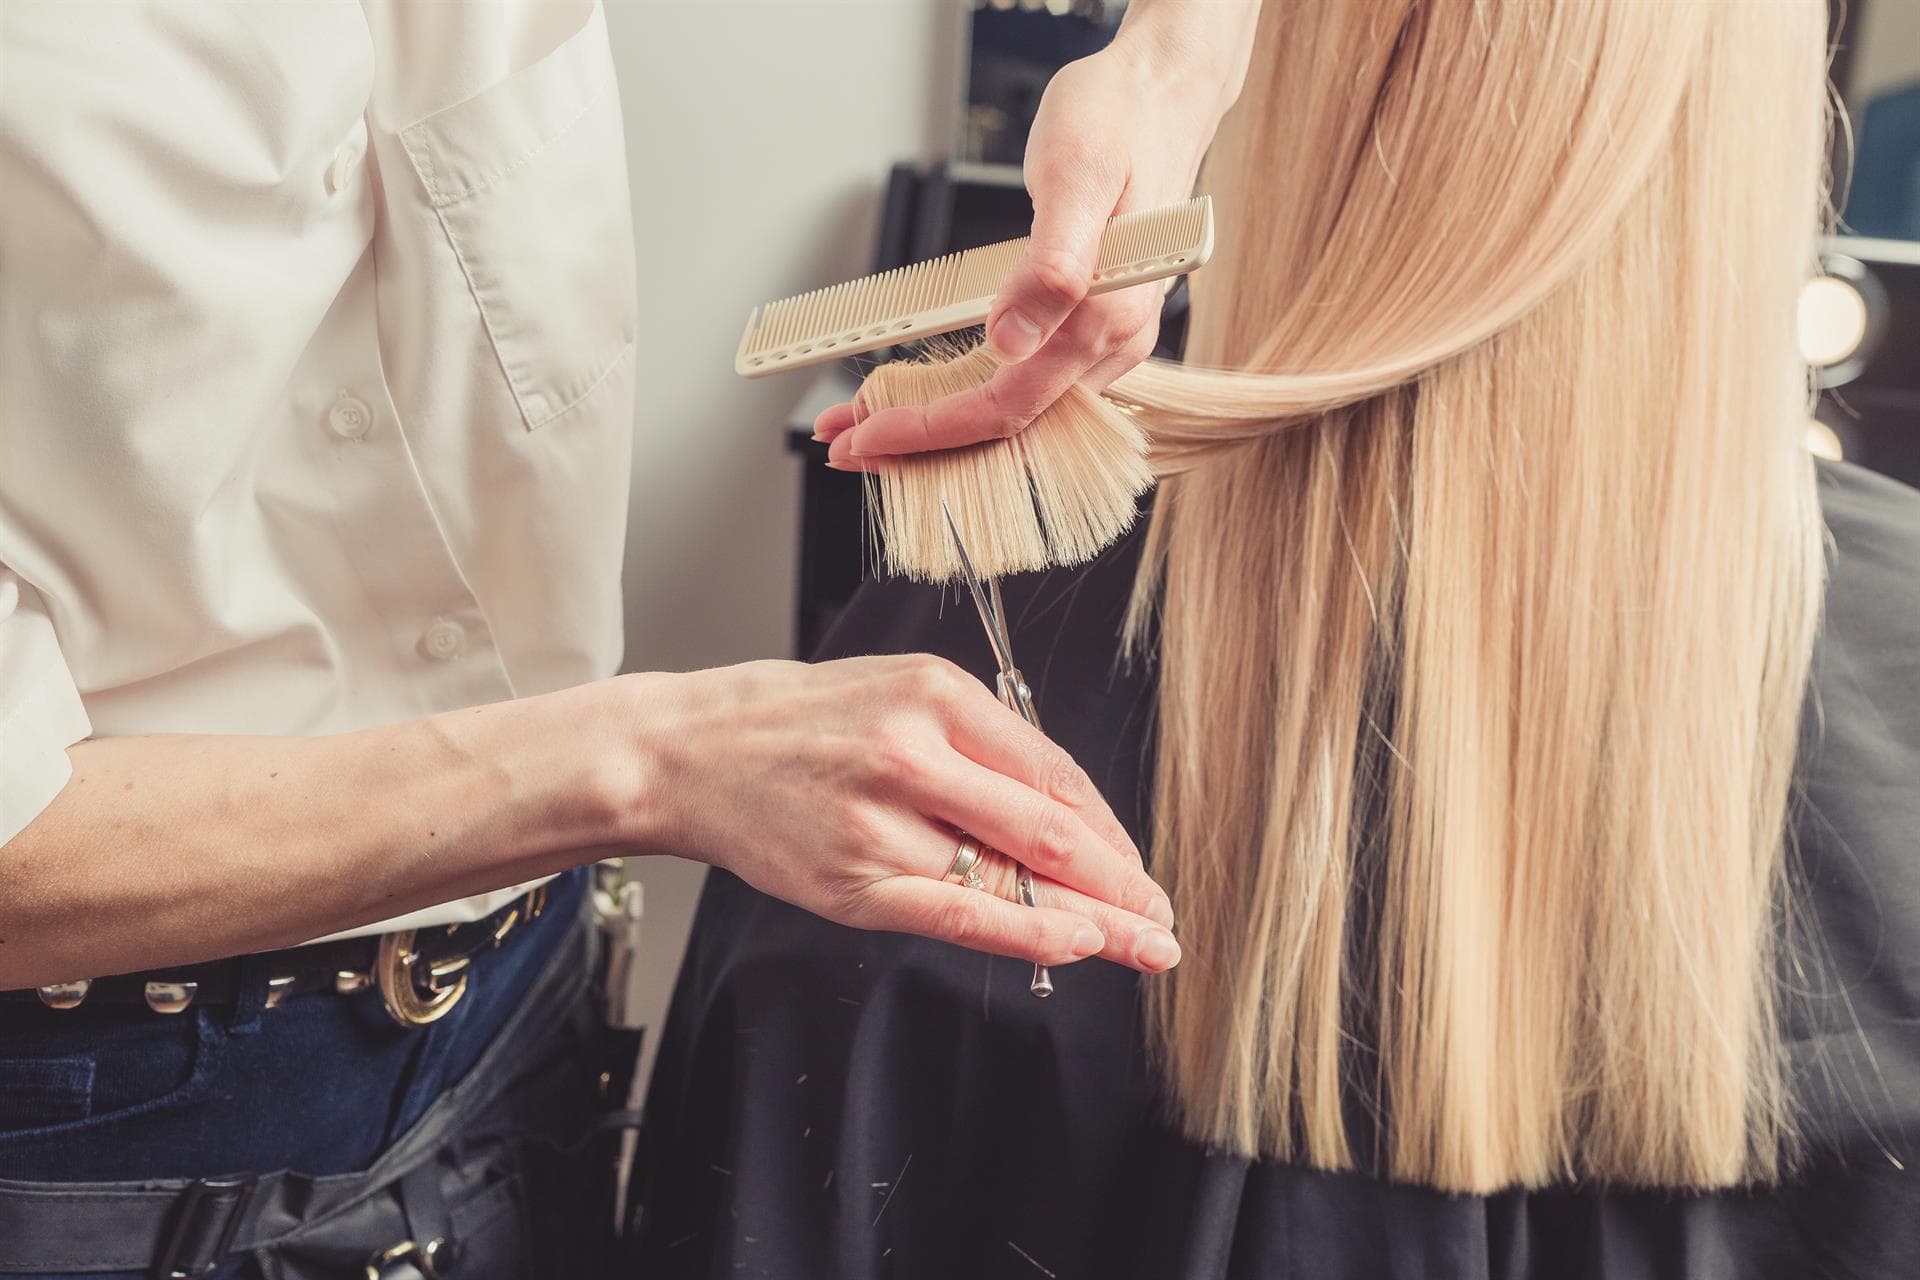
[
  {"x1": 993, "y1": 667, "x2": 1052, "y2": 996},
  {"x1": 1017, "y1": 873, "x2": 1054, "y2": 998}
]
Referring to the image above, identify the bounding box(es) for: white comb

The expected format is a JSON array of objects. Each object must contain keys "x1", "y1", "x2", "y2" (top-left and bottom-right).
[{"x1": 735, "y1": 195, "x2": 1214, "y2": 378}]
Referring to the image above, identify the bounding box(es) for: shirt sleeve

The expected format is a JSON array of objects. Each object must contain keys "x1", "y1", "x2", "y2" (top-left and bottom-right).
[{"x1": 0, "y1": 568, "x2": 92, "y2": 846}]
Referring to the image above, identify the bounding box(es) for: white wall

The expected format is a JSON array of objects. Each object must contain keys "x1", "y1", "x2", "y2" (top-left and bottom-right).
[{"x1": 605, "y1": 0, "x2": 959, "y2": 1081}]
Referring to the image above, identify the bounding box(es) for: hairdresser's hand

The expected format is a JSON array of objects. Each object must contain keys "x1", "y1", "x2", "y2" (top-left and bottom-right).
[
  {"x1": 628, "y1": 657, "x2": 1179, "y2": 972},
  {"x1": 819, "y1": 2, "x2": 1257, "y2": 465}
]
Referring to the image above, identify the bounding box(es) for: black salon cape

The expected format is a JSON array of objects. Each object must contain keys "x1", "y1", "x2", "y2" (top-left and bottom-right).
[{"x1": 635, "y1": 460, "x2": 1920, "y2": 1280}]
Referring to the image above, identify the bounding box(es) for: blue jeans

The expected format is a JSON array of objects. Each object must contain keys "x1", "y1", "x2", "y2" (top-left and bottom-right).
[{"x1": 0, "y1": 870, "x2": 602, "y2": 1278}]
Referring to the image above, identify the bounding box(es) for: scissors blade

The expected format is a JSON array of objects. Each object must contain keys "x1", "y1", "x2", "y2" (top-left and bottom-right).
[{"x1": 940, "y1": 499, "x2": 1017, "y2": 676}]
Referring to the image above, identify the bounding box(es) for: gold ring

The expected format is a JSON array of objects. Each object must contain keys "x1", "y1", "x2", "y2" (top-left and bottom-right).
[{"x1": 945, "y1": 836, "x2": 985, "y2": 889}]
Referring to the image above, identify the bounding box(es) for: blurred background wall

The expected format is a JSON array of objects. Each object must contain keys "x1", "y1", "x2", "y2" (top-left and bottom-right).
[{"x1": 607, "y1": 0, "x2": 959, "y2": 1081}]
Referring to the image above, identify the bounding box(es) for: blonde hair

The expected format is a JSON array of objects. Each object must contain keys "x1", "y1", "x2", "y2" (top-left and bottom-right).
[
  {"x1": 864, "y1": 0, "x2": 1829, "y2": 1192},
  {"x1": 863, "y1": 343, "x2": 1150, "y2": 582}
]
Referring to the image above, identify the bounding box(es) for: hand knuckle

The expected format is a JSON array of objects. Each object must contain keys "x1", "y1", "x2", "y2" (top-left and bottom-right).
[
  {"x1": 874, "y1": 737, "x2": 931, "y2": 786},
  {"x1": 899, "y1": 653, "x2": 956, "y2": 702},
  {"x1": 1088, "y1": 302, "x2": 1137, "y2": 349},
  {"x1": 1053, "y1": 314, "x2": 1107, "y2": 362},
  {"x1": 1024, "y1": 247, "x2": 1088, "y2": 310},
  {"x1": 870, "y1": 713, "x2": 920, "y2": 762},
  {"x1": 978, "y1": 380, "x2": 1028, "y2": 440},
  {"x1": 839, "y1": 800, "x2": 889, "y2": 850},
  {"x1": 1027, "y1": 801, "x2": 1074, "y2": 870},
  {"x1": 1043, "y1": 752, "x2": 1093, "y2": 805}
]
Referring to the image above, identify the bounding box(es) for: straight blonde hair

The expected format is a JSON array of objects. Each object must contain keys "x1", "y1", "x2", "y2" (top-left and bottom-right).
[{"x1": 865, "y1": 0, "x2": 1829, "y2": 1192}]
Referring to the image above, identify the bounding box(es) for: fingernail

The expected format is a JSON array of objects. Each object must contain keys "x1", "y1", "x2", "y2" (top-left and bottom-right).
[
  {"x1": 825, "y1": 458, "x2": 857, "y2": 472},
  {"x1": 1070, "y1": 925, "x2": 1104, "y2": 958},
  {"x1": 1137, "y1": 929, "x2": 1181, "y2": 971},
  {"x1": 812, "y1": 405, "x2": 850, "y2": 444},
  {"x1": 989, "y1": 310, "x2": 1043, "y2": 362},
  {"x1": 1147, "y1": 894, "x2": 1175, "y2": 930}
]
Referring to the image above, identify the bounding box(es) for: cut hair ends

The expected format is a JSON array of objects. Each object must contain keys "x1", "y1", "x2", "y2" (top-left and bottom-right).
[
  {"x1": 858, "y1": 0, "x2": 1829, "y2": 1194},
  {"x1": 857, "y1": 344, "x2": 1152, "y2": 582}
]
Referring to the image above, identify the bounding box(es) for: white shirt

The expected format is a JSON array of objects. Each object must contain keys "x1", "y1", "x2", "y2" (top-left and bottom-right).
[{"x1": 0, "y1": 0, "x2": 637, "y2": 938}]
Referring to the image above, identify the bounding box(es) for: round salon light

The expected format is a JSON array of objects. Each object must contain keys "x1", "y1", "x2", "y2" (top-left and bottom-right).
[
  {"x1": 1804, "y1": 417, "x2": 1845, "y2": 461},
  {"x1": 1798, "y1": 277, "x2": 1868, "y2": 364},
  {"x1": 1799, "y1": 253, "x2": 1889, "y2": 389}
]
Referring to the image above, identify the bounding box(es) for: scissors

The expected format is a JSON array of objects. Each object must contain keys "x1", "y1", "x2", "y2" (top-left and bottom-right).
[{"x1": 941, "y1": 499, "x2": 1053, "y2": 999}]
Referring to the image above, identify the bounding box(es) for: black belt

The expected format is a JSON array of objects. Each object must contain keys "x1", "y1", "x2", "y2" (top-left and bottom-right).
[{"x1": 0, "y1": 881, "x2": 552, "y2": 1028}]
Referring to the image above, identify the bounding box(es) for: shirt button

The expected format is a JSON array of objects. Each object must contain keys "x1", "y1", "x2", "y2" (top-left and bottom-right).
[
  {"x1": 421, "y1": 618, "x2": 467, "y2": 663},
  {"x1": 325, "y1": 131, "x2": 364, "y2": 196},
  {"x1": 328, "y1": 393, "x2": 373, "y2": 440}
]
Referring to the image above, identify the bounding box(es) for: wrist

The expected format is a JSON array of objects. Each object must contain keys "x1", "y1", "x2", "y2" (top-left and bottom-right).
[
  {"x1": 1109, "y1": 0, "x2": 1258, "y2": 122},
  {"x1": 570, "y1": 671, "x2": 678, "y2": 855},
  {"x1": 431, "y1": 675, "x2": 668, "y2": 865}
]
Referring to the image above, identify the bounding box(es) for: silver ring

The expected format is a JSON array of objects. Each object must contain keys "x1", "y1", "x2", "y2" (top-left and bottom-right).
[{"x1": 946, "y1": 836, "x2": 984, "y2": 888}]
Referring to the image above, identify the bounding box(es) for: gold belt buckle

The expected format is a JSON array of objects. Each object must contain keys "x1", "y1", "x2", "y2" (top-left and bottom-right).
[
  {"x1": 374, "y1": 930, "x2": 469, "y2": 1027},
  {"x1": 370, "y1": 884, "x2": 548, "y2": 1027}
]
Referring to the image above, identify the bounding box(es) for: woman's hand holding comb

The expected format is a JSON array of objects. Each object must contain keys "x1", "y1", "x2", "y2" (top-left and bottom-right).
[
  {"x1": 819, "y1": 0, "x2": 1262, "y2": 469},
  {"x1": 618, "y1": 656, "x2": 1180, "y2": 974}
]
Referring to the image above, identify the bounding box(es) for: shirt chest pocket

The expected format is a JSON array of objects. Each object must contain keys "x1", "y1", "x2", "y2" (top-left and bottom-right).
[{"x1": 397, "y1": 1, "x2": 636, "y2": 432}]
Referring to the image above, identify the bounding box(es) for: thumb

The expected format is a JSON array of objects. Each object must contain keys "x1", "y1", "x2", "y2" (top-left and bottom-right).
[{"x1": 988, "y1": 160, "x2": 1127, "y2": 363}]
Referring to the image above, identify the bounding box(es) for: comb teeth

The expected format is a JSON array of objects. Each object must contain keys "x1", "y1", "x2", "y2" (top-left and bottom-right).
[{"x1": 736, "y1": 196, "x2": 1214, "y2": 377}]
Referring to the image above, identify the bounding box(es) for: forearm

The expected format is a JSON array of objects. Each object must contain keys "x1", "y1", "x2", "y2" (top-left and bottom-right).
[
  {"x1": 0, "y1": 678, "x2": 645, "y2": 988},
  {"x1": 1110, "y1": 0, "x2": 1263, "y2": 119},
  {"x1": 1, "y1": 650, "x2": 1180, "y2": 988}
]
